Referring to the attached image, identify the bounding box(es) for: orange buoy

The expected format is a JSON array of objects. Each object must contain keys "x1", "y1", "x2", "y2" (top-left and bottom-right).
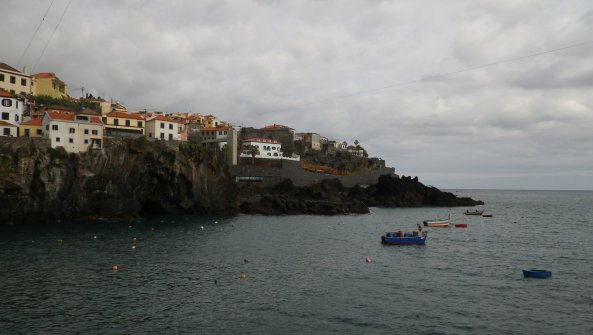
[
  {"x1": 111, "y1": 265, "x2": 118, "y2": 271},
  {"x1": 239, "y1": 272, "x2": 247, "y2": 280}
]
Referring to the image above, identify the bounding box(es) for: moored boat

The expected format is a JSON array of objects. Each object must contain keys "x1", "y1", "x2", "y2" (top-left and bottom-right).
[
  {"x1": 423, "y1": 218, "x2": 449, "y2": 227},
  {"x1": 454, "y1": 223, "x2": 468, "y2": 228},
  {"x1": 464, "y1": 210, "x2": 484, "y2": 215},
  {"x1": 381, "y1": 231, "x2": 427, "y2": 245},
  {"x1": 523, "y1": 269, "x2": 552, "y2": 279},
  {"x1": 482, "y1": 214, "x2": 493, "y2": 217}
]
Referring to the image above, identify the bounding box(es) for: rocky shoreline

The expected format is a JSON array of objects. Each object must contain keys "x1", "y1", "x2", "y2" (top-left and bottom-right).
[{"x1": 0, "y1": 138, "x2": 482, "y2": 223}]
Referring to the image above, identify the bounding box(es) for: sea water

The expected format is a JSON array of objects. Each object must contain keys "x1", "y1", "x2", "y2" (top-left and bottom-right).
[{"x1": 1, "y1": 190, "x2": 592, "y2": 334}]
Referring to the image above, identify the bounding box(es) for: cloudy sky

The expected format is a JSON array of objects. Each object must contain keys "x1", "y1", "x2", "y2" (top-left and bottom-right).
[{"x1": 2, "y1": 0, "x2": 593, "y2": 190}]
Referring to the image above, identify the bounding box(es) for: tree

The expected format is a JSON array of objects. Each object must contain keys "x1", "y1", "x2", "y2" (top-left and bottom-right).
[{"x1": 249, "y1": 146, "x2": 260, "y2": 165}]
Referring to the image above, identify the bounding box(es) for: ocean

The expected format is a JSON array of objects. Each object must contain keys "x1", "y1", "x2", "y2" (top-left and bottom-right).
[{"x1": 1, "y1": 190, "x2": 592, "y2": 334}]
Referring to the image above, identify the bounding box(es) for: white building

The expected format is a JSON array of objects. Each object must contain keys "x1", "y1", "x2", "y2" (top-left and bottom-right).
[
  {"x1": 145, "y1": 115, "x2": 180, "y2": 141},
  {"x1": 42, "y1": 111, "x2": 104, "y2": 153},
  {"x1": 0, "y1": 90, "x2": 24, "y2": 126},
  {"x1": 240, "y1": 137, "x2": 284, "y2": 159},
  {"x1": 0, "y1": 120, "x2": 17, "y2": 137}
]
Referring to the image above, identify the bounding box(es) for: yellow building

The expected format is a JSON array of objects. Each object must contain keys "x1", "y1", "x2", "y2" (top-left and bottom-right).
[
  {"x1": 32, "y1": 72, "x2": 68, "y2": 99},
  {"x1": 103, "y1": 111, "x2": 145, "y2": 137},
  {"x1": 0, "y1": 63, "x2": 33, "y2": 96},
  {"x1": 19, "y1": 118, "x2": 44, "y2": 137},
  {"x1": 203, "y1": 115, "x2": 221, "y2": 128}
]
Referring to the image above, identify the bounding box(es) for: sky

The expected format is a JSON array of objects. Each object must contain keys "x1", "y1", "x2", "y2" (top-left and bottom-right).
[{"x1": 2, "y1": 0, "x2": 593, "y2": 190}]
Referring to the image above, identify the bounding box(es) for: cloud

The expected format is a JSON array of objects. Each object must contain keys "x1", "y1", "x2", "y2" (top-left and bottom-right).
[{"x1": 2, "y1": 0, "x2": 593, "y2": 190}]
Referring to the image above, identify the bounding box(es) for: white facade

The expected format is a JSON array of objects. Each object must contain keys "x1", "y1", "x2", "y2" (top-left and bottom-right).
[
  {"x1": 145, "y1": 115, "x2": 180, "y2": 141},
  {"x1": 0, "y1": 121, "x2": 17, "y2": 137},
  {"x1": 0, "y1": 92, "x2": 24, "y2": 126},
  {"x1": 42, "y1": 111, "x2": 104, "y2": 153},
  {"x1": 241, "y1": 138, "x2": 283, "y2": 159}
]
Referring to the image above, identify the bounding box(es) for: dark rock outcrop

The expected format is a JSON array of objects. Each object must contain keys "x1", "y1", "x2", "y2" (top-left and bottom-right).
[{"x1": 0, "y1": 138, "x2": 237, "y2": 224}]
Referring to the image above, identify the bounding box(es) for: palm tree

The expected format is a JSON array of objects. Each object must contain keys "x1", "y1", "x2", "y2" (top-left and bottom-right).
[{"x1": 249, "y1": 146, "x2": 260, "y2": 165}]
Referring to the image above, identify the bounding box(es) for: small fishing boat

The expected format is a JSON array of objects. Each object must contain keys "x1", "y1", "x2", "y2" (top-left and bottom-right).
[
  {"x1": 381, "y1": 231, "x2": 427, "y2": 245},
  {"x1": 482, "y1": 214, "x2": 493, "y2": 218},
  {"x1": 523, "y1": 269, "x2": 552, "y2": 279},
  {"x1": 464, "y1": 210, "x2": 484, "y2": 215},
  {"x1": 423, "y1": 218, "x2": 449, "y2": 227},
  {"x1": 454, "y1": 223, "x2": 468, "y2": 228}
]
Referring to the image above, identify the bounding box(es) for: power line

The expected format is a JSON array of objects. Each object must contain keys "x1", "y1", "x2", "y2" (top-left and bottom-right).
[
  {"x1": 282, "y1": 39, "x2": 593, "y2": 111},
  {"x1": 32, "y1": 0, "x2": 74, "y2": 73},
  {"x1": 17, "y1": 0, "x2": 56, "y2": 69}
]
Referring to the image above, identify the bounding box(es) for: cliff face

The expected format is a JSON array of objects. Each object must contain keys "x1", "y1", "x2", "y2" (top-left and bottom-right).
[{"x1": 0, "y1": 139, "x2": 237, "y2": 223}]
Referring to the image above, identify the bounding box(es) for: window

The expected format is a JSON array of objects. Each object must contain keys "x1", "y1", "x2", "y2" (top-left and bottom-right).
[
  {"x1": 3, "y1": 128, "x2": 10, "y2": 136},
  {"x1": 91, "y1": 129, "x2": 98, "y2": 135},
  {"x1": 218, "y1": 131, "x2": 222, "y2": 135},
  {"x1": 1, "y1": 112, "x2": 8, "y2": 120},
  {"x1": 169, "y1": 134, "x2": 173, "y2": 140},
  {"x1": 114, "y1": 119, "x2": 119, "y2": 126},
  {"x1": 46, "y1": 125, "x2": 49, "y2": 131},
  {"x1": 137, "y1": 121, "x2": 142, "y2": 127},
  {"x1": 36, "y1": 129, "x2": 42, "y2": 135},
  {"x1": 84, "y1": 129, "x2": 89, "y2": 135},
  {"x1": 56, "y1": 137, "x2": 60, "y2": 142},
  {"x1": 69, "y1": 128, "x2": 75, "y2": 134},
  {"x1": 69, "y1": 138, "x2": 74, "y2": 143},
  {"x1": 0, "y1": 74, "x2": 4, "y2": 81},
  {"x1": 1, "y1": 99, "x2": 12, "y2": 107},
  {"x1": 169, "y1": 124, "x2": 173, "y2": 130},
  {"x1": 160, "y1": 122, "x2": 164, "y2": 129},
  {"x1": 15, "y1": 115, "x2": 19, "y2": 122},
  {"x1": 10, "y1": 76, "x2": 15, "y2": 84},
  {"x1": 160, "y1": 133, "x2": 164, "y2": 139},
  {"x1": 52, "y1": 125, "x2": 58, "y2": 131},
  {"x1": 84, "y1": 139, "x2": 89, "y2": 144},
  {"x1": 125, "y1": 120, "x2": 130, "y2": 127},
  {"x1": 21, "y1": 78, "x2": 27, "y2": 86}
]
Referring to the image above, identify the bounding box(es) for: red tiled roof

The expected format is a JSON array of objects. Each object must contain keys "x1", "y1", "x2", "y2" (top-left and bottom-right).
[
  {"x1": 46, "y1": 111, "x2": 103, "y2": 124},
  {"x1": 0, "y1": 120, "x2": 16, "y2": 127},
  {"x1": 0, "y1": 63, "x2": 20, "y2": 73},
  {"x1": 243, "y1": 137, "x2": 280, "y2": 144},
  {"x1": 20, "y1": 119, "x2": 43, "y2": 126},
  {"x1": 200, "y1": 126, "x2": 230, "y2": 132},
  {"x1": 263, "y1": 123, "x2": 288, "y2": 129},
  {"x1": 32, "y1": 72, "x2": 56, "y2": 79},
  {"x1": 150, "y1": 115, "x2": 176, "y2": 123},
  {"x1": 0, "y1": 90, "x2": 15, "y2": 98},
  {"x1": 107, "y1": 111, "x2": 145, "y2": 120}
]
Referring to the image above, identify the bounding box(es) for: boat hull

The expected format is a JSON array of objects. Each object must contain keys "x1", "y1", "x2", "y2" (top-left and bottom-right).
[
  {"x1": 423, "y1": 220, "x2": 449, "y2": 227},
  {"x1": 464, "y1": 211, "x2": 483, "y2": 215},
  {"x1": 523, "y1": 269, "x2": 552, "y2": 279},
  {"x1": 381, "y1": 234, "x2": 427, "y2": 245},
  {"x1": 454, "y1": 223, "x2": 468, "y2": 228}
]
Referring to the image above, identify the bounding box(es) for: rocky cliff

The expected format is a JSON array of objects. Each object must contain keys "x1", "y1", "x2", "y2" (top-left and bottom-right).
[
  {"x1": 0, "y1": 138, "x2": 237, "y2": 224},
  {"x1": 0, "y1": 138, "x2": 483, "y2": 223}
]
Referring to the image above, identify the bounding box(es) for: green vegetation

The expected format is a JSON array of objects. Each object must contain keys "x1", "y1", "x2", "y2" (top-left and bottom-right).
[{"x1": 30, "y1": 95, "x2": 100, "y2": 112}]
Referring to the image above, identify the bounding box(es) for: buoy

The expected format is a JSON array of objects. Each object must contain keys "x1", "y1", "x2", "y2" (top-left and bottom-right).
[
  {"x1": 365, "y1": 256, "x2": 372, "y2": 263},
  {"x1": 151, "y1": 227, "x2": 155, "y2": 231},
  {"x1": 93, "y1": 235, "x2": 97, "y2": 239},
  {"x1": 111, "y1": 265, "x2": 118, "y2": 271},
  {"x1": 214, "y1": 221, "x2": 218, "y2": 224},
  {"x1": 239, "y1": 272, "x2": 247, "y2": 280},
  {"x1": 132, "y1": 237, "x2": 138, "y2": 243},
  {"x1": 243, "y1": 257, "x2": 249, "y2": 264},
  {"x1": 200, "y1": 226, "x2": 204, "y2": 230},
  {"x1": 132, "y1": 245, "x2": 136, "y2": 250}
]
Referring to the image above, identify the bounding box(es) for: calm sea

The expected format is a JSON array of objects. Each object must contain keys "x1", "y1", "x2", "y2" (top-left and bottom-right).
[{"x1": 1, "y1": 190, "x2": 592, "y2": 334}]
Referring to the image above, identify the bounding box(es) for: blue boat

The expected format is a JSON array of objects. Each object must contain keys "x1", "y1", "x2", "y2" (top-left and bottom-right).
[
  {"x1": 381, "y1": 232, "x2": 427, "y2": 245},
  {"x1": 523, "y1": 269, "x2": 552, "y2": 279}
]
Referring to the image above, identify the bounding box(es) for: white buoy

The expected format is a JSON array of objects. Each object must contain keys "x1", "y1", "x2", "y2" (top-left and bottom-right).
[
  {"x1": 214, "y1": 221, "x2": 218, "y2": 224},
  {"x1": 200, "y1": 226, "x2": 204, "y2": 230}
]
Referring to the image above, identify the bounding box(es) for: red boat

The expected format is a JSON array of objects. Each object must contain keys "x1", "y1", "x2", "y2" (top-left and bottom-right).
[{"x1": 454, "y1": 223, "x2": 468, "y2": 228}]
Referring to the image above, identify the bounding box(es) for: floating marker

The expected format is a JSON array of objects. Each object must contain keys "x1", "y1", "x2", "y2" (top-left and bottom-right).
[
  {"x1": 111, "y1": 265, "x2": 118, "y2": 271},
  {"x1": 365, "y1": 256, "x2": 372, "y2": 263},
  {"x1": 239, "y1": 272, "x2": 247, "y2": 280}
]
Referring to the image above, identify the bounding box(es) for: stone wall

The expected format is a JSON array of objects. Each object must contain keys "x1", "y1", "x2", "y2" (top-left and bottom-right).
[{"x1": 229, "y1": 159, "x2": 396, "y2": 187}]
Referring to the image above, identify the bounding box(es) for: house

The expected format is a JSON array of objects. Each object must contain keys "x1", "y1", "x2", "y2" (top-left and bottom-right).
[
  {"x1": 145, "y1": 115, "x2": 180, "y2": 141},
  {"x1": 103, "y1": 111, "x2": 145, "y2": 137},
  {"x1": 19, "y1": 118, "x2": 43, "y2": 137},
  {"x1": 0, "y1": 90, "x2": 24, "y2": 126},
  {"x1": 200, "y1": 125, "x2": 230, "y2": 149},
  {"x1": 203, "y1": 115, "x2": 221, "y2": 128},
  {"x1": 0, "y1": 63, "x2": 32, "y2": 96},
  {"x1": 32, "y1": 72, "x2": 68, "y2": 99},
  {"x1": 0, "y1": 120, "x2": 17, "y2": 137},
  {"x1": 42, "y1": 111, "x2": 104, "y2": 152},
  {"x1": 303, "y1": 132, "x2": 321, "y2": 150},
  {"x1": 240, "y1": 137, "x2": 283, "y2": 159}
]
